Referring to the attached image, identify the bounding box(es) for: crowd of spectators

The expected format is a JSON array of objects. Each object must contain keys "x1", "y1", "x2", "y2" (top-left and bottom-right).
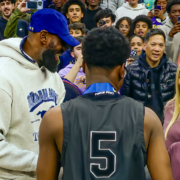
[{"x1": 0, "y1": 0, "x2": 180, "y2": 179}]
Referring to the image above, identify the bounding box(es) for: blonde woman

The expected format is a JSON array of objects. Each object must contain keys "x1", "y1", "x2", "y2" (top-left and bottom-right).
[
  {"x1": 163, "y1": 66, "x2": 180, "y2": 150},
  {"x1": 163, "y1": 66, "x2": 180, "y2": 180}
]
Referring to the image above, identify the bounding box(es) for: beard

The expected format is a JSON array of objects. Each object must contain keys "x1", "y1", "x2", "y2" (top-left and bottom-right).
[{"x1": 39, "y1": 49, "x2": 58, "y2": 73}]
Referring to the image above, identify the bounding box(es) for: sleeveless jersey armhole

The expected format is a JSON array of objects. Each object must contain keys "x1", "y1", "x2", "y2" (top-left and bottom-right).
[
  {"x1": 60, "y1": 103, "x2": 70, "y2": 167},
  {"x1": 137, "y1": 104, "x2": 147, "y2": 166}
]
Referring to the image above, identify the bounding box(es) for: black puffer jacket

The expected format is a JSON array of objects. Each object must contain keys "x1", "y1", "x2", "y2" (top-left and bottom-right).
[{"x1": 120, "y1": 53, "x2": 177, "y2": 106}]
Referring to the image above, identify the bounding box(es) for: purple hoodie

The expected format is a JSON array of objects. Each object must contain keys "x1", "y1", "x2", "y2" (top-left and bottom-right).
[{"x1": 58, "y1": 64, "x2": 86, "y2": 93}]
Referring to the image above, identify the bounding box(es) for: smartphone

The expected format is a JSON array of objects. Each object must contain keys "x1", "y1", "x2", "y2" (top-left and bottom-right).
[
  {"x1": 154, "y1": 5, "x2": 161, "y2": 10},
  {"x1": 130, "y1": 50, "x2": 139, "y2": 61},
  {"x1": 26, "y1": 0, "x2": 43, "y2": 10},
  {"x1": 178, "y1": 16, "x2": 180, "y2": 22}
]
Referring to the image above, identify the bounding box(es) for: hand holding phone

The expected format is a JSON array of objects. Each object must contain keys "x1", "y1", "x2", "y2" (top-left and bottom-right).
[
  {"x1": 18, "y1": 0, "x2": 30, "y2": 13},
  {"x1": 129, "y1": 50, "x2": 139, "y2": 61},
  {"x1": 169, "y1": 20, "x2": 180, "y2": 37},
  {"x1": 153, "y1": 5, "x2": 166, "y2": 20}
]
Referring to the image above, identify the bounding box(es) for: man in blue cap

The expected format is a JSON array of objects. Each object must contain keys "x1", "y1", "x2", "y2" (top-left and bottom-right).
[{"x1": 0, "y1": 9, "x2": 79, "y2": 180}]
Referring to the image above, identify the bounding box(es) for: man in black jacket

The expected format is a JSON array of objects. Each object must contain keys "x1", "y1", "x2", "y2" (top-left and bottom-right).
[{"x1": 120, "y1": 29, "x2": 177, "y2": 123}]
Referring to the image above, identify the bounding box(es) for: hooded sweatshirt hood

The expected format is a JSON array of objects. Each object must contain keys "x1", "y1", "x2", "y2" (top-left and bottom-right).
[
  {"x1": 123, "y1": 2, "x2": 147, "y2": 10},
  {"x1": 0, "y1": 38, "x2": 39, "y2": 70},
  {"x1": 115, "y1": 2, "x2": 149, "y2": 22}
]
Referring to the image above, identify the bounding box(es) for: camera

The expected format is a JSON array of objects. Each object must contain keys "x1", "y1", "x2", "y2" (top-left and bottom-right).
[
  {"x1": 26, "y1": 0, "x2": 43, "y2": 10},
  {"x1": 99, "y1": 20, "x2": 106, "y2": 27}
]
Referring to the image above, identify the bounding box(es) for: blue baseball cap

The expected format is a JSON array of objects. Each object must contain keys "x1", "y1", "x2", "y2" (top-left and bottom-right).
[{"x1": 28, "y1": 9, "x2": 80, "y2": 47}]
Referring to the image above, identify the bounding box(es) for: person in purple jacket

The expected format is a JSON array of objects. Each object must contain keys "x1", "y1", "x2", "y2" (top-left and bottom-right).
[
  {"x1": 163, "y1": 65, "x2": 180, "y2": 180},
  {"x1": 58, "y1": 36, "x2": 86, "y2": 93}
]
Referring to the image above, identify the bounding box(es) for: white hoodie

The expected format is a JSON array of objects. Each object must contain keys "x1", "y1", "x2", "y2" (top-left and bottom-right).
[
  {"x1": 0, "y1": 38, "x2": 65, "y2": 179},
  {"x1": 115, "y1": 2, "x2": 149, "y2": 23},
  {"x1": 100, "y1": 0, "x2": 124, "y2": 13},
  {"x1": 159, "y1": 19, "x2": 180, "y2": 63}
]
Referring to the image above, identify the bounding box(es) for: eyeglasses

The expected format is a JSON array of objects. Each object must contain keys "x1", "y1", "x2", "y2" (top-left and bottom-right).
[{"x1": 119, "y1": 25, "x2": 130, "y2": 29}]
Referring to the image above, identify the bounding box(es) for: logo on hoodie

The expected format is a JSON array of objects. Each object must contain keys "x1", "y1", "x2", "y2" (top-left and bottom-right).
[{"x1": 27, "y1": 88, "x2": 58, "y2": 112}]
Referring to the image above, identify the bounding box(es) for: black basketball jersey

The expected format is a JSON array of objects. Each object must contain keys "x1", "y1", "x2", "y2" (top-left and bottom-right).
[{"x1": 60, "y1": 92, "x2": 147, "y2": 180}]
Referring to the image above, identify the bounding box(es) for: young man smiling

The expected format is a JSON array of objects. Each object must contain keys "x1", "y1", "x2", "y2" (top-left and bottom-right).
[
  {"x1": 62, "y1": 0, "x2": 86, "y2": 24},
  {"x1": 120, "y1": 29, "x2": 177, "y2": 123},
  {"x1": 0, "y1": 0, "x2": 15, "y2": 40},
  {"x1": 159, "y1": 0, "x2": 180, "y2": 63}
]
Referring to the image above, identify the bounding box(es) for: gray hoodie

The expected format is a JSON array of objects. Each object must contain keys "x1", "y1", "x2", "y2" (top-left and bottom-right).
[
  {"x1": 115, "y1": 2, "x2": 149, "y2": 22},
  {"x1": 100, "y1": 0, "x2": 125, "y2": 13},
  {"x1": 159, "y1": 18, "x2": 180, "y2": 63}
]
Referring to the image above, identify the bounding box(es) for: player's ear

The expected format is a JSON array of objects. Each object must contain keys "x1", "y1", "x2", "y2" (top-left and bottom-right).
[
  {"x1": 119, "y1": 63, "x2": 125, "y2": 79},
  {"x1": 40, "y1": 30, "x2": 50, "y2": 45}
]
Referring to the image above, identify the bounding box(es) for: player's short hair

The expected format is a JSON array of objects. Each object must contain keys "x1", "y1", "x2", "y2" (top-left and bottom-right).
[
  {"x1": 133, "y1": 15, "x2": 153, "y2": 31},
  {"x1": 0, "y1": 0, "x2": 15, "y2": 4},
  {"x1": 70, "y1": 36, "x2": 84, "y2": 52},
  {"x1": 68, "y1": 22, "x2": 86, "y2": 35},
  {"x1": 94, "y1": 8, "x2": 116, "y2": 23},
  {"x1": 166, "y1": 0, "x2": 180, "y2": 13},
  {"x1": 144, "y1": 28, "x2": 166, "y2": 43},
  {"x1": 82, "y1": 27, "x2": 130, "y2": 70},
  {"x1": 62, "y1": 0, "x2": 86, "y2": 19}
]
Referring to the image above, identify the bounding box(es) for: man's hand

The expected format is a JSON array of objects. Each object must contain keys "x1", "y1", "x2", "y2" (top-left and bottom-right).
[
  {"x1": 154, "y1": 9, "x2": 165, "y2": 20},
  {"x1": 75, "y1": 54, "x2": 83, "y2": 68},
  {"x1": 127, "y1": 58, "x2": 134, "y2": 66},
  {"x1": 169, "y1": 22, "x2": 180, "y2": 38},
  {"x1": 18, "y1": 0, "x2": 30, "y2": 13}
]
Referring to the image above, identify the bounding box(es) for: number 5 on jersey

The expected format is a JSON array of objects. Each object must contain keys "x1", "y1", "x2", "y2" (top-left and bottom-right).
[{"x1": 90, "y1": 131, "x2": 117, "y2": 178}]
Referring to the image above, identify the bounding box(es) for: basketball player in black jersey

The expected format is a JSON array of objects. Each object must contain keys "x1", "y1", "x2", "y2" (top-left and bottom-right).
[{"x1": 37, "y1": 27, "x2": 174, "y2": 180}]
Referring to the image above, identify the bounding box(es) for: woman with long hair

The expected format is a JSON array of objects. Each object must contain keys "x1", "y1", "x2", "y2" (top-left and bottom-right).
[
  {"x1": 164, "y1": 66, "x2": 180, "y2": 150},
  {"x1": 115, "y1": 17, "x2": 133, "y2": 40}
]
